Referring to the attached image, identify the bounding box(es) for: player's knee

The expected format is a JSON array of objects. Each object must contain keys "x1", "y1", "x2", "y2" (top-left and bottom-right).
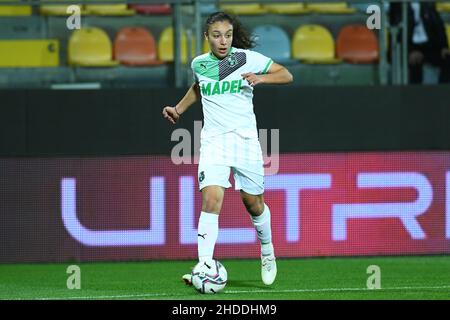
[
  {"x1": 243, "y1": 196, "x2": 264, "y2": 216},
  {"x1": 202, "y1": 195, "x2": 222, "y2": 213}
]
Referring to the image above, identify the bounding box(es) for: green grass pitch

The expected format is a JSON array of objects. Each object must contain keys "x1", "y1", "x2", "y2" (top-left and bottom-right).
[{"x1": 0, "y1": 256, "x2": 449, "y2": 300}]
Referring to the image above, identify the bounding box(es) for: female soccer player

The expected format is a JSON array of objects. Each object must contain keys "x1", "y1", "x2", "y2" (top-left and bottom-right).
[{"x1": 162, "y1": 12, "x2": 293, "y2": 286}]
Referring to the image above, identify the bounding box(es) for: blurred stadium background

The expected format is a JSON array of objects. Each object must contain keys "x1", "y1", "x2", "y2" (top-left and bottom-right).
[{"x1": 1, "y1": 0, "x2": 450, "y2": 300}]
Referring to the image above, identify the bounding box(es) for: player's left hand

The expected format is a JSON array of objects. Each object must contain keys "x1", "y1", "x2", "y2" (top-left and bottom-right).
[{"x1": 241, "y1": 72, "x2": 264, "y2": 87}]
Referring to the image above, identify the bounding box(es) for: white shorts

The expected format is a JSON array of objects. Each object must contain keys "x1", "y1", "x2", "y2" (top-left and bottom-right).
[{"x1": 198, "y1": 130, "x2": 264, "y2": 195}]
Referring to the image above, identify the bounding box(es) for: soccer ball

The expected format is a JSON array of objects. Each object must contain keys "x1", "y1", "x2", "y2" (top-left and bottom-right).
[{"x1": 191, "y1": 259, "x2": 227, "y2": 294}]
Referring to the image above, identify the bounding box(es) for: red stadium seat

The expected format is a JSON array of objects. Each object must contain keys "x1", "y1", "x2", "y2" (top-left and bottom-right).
[
  {"x1": 129, "y1": 4, "x2": 172, "y2": 15},
  {"x1": 114, "y1": 27, "x2": 164, "y2": 66},
  {"x1": 336, "y1": 24, "x2": 379, "y2": 64}
]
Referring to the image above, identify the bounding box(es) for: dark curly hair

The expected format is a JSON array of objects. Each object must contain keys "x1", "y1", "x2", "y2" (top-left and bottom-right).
[{"x1": 204, "y1": 11, "x2": 255, "y2": 49}]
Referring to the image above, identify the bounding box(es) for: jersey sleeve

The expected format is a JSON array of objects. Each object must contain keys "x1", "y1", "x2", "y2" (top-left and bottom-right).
[
  {"x1": 247, "y1": 50, "x2": 273, "y2": 75},
  {"x1": 191, "y1": 58, "x2": 199, "y2": 82}
]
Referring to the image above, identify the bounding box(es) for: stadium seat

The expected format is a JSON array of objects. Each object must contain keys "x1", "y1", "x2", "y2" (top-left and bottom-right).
[
  {"x1": 0, "y1": 39, "x2": 59, "y2": 67},
  {"x1": 436, "y1": 1, "x2": 450, "y2": 12},
  {"x1": 128, "y1": 4, "x2": 172, "y2": 15},
  {"x1": 0, "y1": 0, "x2": 31, "y2": 16},
  {"x1": 263, "y1": 3, "x2": 310, "y2": 14},
  {"x1": 200, "y1": 3, "x2": 219, "y2": 14},
  {"x1": 40, "y1": 1, "x2": 87, "y2": 16},
  {"x1": 292, "y1": 25, "x2": 341, "y2": 64},
  {"x1": 85, "y1": 1, "x2": 135, "y2": 16},
  {"x1": 180, "y1": 34, "x2": 209, "y2": 54},
  {"x1": 68, "y1": 27, "x2": 119, "y2": 67},
  {"x1": 446, "y1": 24, "x2": 450, "y2": 47},
  {"x1": 305, "y1": 2, "x2": 357, "y2": 14},
  {"x1": 40, "y1": 6, "x2": 82, "y2": 16},
  {"x1": 219, "y1": 2, "x2": 268, "y2": 15},
  {"x1": 158, "y1": 26, "x2": 196, "y2": 64},
  {"x1": 252, "y1": 25, "x2": 293, "y2": 64},
  {"x1": 114, "y1": 27, "x2": 164, "y2": 66},
  {"x1": 350, "y1": 2, "x2": 373, "y2": 13},
  {"x1": 336, "y1": 25, "x2": 379, "y2": 64}
]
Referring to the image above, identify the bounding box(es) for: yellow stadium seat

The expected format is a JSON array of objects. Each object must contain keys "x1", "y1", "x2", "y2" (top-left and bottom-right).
[
  {"x1": 68, "y1": 27, "x2": 119, "y2": 67},
  {"x1": 446, "y1": 24, "x2": 450, "y2": 47},
  {"x1": 263, "y1": 3, "x2": 310, "y2": 14},
  {"x1": 219, "y1": 3, "x2": 268, "y2": 15},
  {"x1": 292, "y1": 24, "x2": 342, "y2": 64},
  {"x1": 40, "y1": 2, "x2": 88, "y2": 16},
  {"x1": 0, "y1": 39, "x2": 59, "y2": 67},
  {"x1": 306, "y1": 2, "x2": 356, "y2": 14},
  {"x1": 437, "y1": 1, "x2": 450, "y2": 12},
  {"x1": 0, "y1": 0, "x2": 31, "y2": 16},
  {"x1": 158, "y1": 26, "x2": 197, "y2": 64},
  {"x1": 85, "y1": 2, "x2": 135, "y2": 16}
]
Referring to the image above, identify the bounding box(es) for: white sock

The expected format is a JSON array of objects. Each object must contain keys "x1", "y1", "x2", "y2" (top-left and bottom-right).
[
  {"x1": 197, "y1": 211, "x2": 219, "y2": 262},
  {"x1": 251, "y1": 203, "x2": 274, "y2": 256}
]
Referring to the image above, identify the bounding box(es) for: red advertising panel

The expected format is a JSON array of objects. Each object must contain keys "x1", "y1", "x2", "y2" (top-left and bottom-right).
[{"x1": 0, "y1": 151, "x2": 449, "y2": 263}]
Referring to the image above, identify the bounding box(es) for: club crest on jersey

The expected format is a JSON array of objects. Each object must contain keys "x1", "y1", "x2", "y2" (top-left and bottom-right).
[
  {"x1": 199, "y1": 171, "x2": 205, "y2": 182},
  {"x1": 227, "y1": 55, "x2": 237, "y2": 67}
]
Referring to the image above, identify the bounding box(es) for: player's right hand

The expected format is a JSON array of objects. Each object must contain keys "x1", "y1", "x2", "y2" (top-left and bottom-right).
[{"x1": 162, "y1": 106, "x2": 180, "y2": 124}]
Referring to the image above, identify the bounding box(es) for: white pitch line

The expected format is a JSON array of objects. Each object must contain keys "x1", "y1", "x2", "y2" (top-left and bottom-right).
[
  {"x1": 34, "y1": 292, "x2": 176, "y2": 300},
  {"x1": 224, "y1": 285, "x2": 450, "y2": 294},
  {"x1": 21, "y1": 285, "x2": 450, "y2": 300}
]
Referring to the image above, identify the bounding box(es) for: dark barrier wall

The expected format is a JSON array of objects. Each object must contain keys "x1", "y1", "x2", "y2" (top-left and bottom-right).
[
  {"x1": 1, "y1": 86, "x2": 450, "y2": 263},
  {"x1": 1, "y1": 85, "x2": 449, "y2": 156},
  {"x1": 1, "y1": 152, "x2": 450, "y2": 263}
]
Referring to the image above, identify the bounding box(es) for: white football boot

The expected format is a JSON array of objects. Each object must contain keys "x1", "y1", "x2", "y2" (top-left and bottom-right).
[{"x1": 261, "y1": 254, "x2": 277, "y2": 285}]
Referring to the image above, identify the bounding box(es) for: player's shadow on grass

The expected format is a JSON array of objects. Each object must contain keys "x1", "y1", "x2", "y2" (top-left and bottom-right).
[{"x1": 227, "y1": 280, "x2": 268, "y2": 289}]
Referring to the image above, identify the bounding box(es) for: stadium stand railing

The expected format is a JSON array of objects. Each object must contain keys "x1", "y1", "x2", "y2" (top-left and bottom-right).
[{"x1": 0, "y1": 0, "x2": 449, "y2": 87}]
